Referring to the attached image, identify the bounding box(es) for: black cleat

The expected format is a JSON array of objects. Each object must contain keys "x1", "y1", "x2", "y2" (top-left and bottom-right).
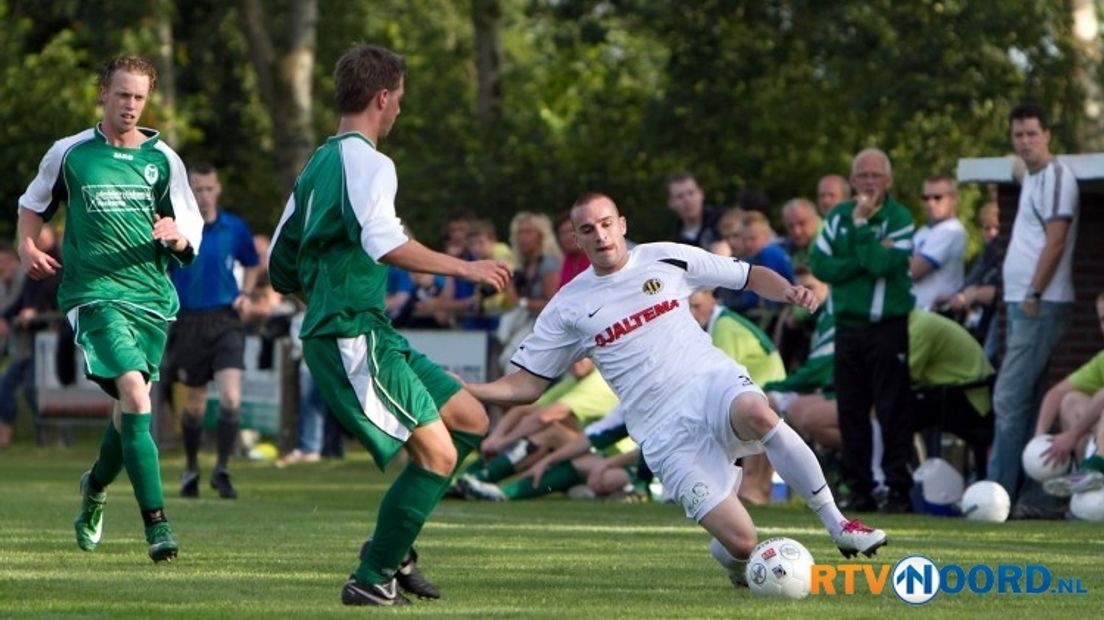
[
  {"x1": 209, "y1": 470, "x2": 237, "y2": 499},
  {"x1": 341, "y1": 575, "x2": 410, "y2": 606},
  {"x1": 359, "y1": 537, "x2": 441, "y2": 599},
  {"x1": 180, "y1": 469, "x2": 199, "y2": 499}
]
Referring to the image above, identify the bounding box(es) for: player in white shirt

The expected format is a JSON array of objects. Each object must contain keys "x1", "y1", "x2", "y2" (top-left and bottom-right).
[
  {"x1": 463, "y1": 193, "x2": 887, "y2": 589},
  {"x1": 911, "y1": 175, "x2": 967, "y2": 310}
]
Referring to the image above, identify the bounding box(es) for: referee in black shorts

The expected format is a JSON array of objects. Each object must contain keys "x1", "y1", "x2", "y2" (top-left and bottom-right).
[{"x1": 168, "y1": 163, "x2": 260, "y2": 499}]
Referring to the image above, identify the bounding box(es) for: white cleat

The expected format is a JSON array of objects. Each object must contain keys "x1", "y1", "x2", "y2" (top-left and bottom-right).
[
  {"x1": 834, "y1": 519, "x2": 887, "y2": 559},
  {"x1": 458, "y1": 474, "x2": 508, "y2": 501}
]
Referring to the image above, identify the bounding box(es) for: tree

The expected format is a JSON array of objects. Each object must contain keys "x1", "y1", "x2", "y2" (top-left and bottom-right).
[{"x1": 239, "y1": 0, "x2": 317, "y2": 196}]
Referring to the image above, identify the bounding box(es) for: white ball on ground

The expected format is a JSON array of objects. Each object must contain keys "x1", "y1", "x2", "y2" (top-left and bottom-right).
[
  {"x1": 1070, "y1": 487, "x2": 1104, "y2": 522},
  {"x1": 745, "y1": 537, "x2": 815, "y2": 600},
  {"x1": 960, "y1": 481, "x2": 1011, "y2": 523},
  {"x1": 1022, "y1": 434, "x2": 1071, "y2": 482}
]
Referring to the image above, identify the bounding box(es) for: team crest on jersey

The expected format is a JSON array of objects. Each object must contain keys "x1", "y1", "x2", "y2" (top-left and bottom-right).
[
  {"x1": 144, "y1": 164, "x2": 159, "y2": 184},
  {"x1": 641, "y1": 278, "x2": 663, "y2": 295}
]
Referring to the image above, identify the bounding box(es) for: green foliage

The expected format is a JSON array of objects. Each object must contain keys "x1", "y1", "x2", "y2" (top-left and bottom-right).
[{"x1": 0, "y1": 0, "x2": 1094, "y2": 247}]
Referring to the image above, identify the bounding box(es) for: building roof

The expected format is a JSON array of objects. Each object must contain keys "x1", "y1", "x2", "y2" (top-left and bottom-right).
[{"x1": 957, "y1": 153, "x2": 1104, "y2": 184}]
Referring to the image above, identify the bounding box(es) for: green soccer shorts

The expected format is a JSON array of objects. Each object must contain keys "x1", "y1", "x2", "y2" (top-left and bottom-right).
[
  {"x1": 302, "y1": 328, "x2": 461, "y2": 469},
  {"x1": 68, "y1": 302, "x2": 168, "y2": 399}
]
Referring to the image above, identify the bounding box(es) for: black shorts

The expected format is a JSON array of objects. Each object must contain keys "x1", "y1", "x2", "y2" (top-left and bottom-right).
[{"x1": 167, "y1": 308, "x2": 246, "y2": 387}]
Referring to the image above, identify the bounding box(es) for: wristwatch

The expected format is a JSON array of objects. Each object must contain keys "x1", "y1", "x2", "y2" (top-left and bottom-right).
[{"x1": 1026, "y1": 287, "x2": 1042, "y2": 301}]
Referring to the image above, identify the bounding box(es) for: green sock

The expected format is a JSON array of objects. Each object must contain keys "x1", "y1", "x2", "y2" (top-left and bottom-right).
[
  {"x1": 90, "y1": 419, "x2": 124, "y2": 491},
  {"x1": 463, "y1": 456, "x2": 488, "y2": 478},
  {"x1": 481, "y1": 452, "x2": 518, "y2": 483},
  {"x1": 450, "y1": 429, "x2": 482, "y2": 478},
  {"x1": 120, "y1": 413, "x2": 166, "y2": 513},
  {"x1": 356, "y1": 463, "x2": 449, "y2": 585},
  {"x1": 1081, "y1": 455, "x2": 1104, "y2": 474},
  {"x1": 502, "y1": 461, "x2": 582, "y2": 500}
]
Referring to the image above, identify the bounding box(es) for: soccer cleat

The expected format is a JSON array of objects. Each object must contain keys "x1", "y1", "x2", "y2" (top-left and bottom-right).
[
  {"x1": 74, "y1": 470, "x2": 106, "y2": 551},
  {"x1": 359, "y1": 538, "x2": 441, "y2": 599},
  {"x1": 145, "y1": 522, "x2": 178, "y2": 563},
  {"x1": 341, "y1": 575, "x2": 410, "y2": 606},
  {"x1": 180, "y1": 469, "x2": 199, "y2": 498},
  {"x1": 725, "y1": 567, "x2": 749, "y2": 589},
  {"x1": 834, "y1": 519, "x2": 887, "y2": 559},
  {"x1": 457, "y1": 474, "x2": 507, "y2": 501},
  {"x1": 1043, "y1": 470, "x2": 1104, "y2": 498},
  {"x1": 209, "y1": 469, "x2": 238, "y2": 499}
]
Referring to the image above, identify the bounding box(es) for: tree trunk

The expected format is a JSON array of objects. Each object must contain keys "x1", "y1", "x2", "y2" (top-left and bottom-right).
[
  {"x1": 472, "y1": 0, "x2": 504, "y2": 130},
  {"x1": 1071, "y1": 0, "x2": 1103, "y2": 151},
  {"x1": 154, "y1": 0, "x2": 179, "y2": 146},
  {"x1": 239, "y1": 0, "x2": 317, "y2": 194}
]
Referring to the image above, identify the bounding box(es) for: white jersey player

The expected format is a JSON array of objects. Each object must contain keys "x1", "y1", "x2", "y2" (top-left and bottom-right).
[{"x1": 464, "y1": 193, "x2": 887, "y2": 588}]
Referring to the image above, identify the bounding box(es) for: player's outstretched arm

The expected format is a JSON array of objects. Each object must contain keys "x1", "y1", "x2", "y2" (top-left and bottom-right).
[
  {"x1": 746, "y1": 265, "x2": 818, "y2": 313},
  {"x1": 381, "y1": 239, "x2": 511, "y2": 291},
  {"x1": 464, "y1": 368, "x2": 550, "y2": 408},
  {"x1": 525, "y1": 433, "x2": 593, "y2": 487}
]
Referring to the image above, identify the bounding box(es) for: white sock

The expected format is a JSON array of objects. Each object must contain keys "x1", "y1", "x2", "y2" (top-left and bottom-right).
[
  {"x1": 761, "y1": 421, "x2": 846, "y2": 537},
  {"x1": 709, "y1": 537, "x2": 748, "y2": 571}
]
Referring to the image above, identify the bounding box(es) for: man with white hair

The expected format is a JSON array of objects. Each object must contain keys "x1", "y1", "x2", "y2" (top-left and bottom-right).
[{"x1": 810, "y1": 148, "x2": 916, "y2": 514}]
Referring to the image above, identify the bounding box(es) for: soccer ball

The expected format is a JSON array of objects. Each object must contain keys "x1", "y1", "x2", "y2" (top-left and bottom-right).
[
  {"x1": 1070, "y1": 488, "x2": 1104, "y2": 522},
  {"x1": 1021, "y1": 434, "x2": 1070, "y2": 482},
  {"x1": 960, "y1": 481, "x2": 1011, "y2": 523},
  {"x1": 745, "y1": 537, "x2": 815, "y2": 600}
]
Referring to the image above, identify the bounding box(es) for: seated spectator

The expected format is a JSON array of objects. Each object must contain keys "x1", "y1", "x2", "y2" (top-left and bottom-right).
[
  {"x1": 689, "y1": 289, "x2": 787, "y2": 504},
  {"x1": 735, "y1": 211, "x2": 795, "y2": 323},
  {"x1": 935, "y1": 202, "x2": 1002, "y2": 362},
  {"x1": 1034, "y1": 292, "x2": 1104, "y2": 497},
  {"x1": 496, "y1": 212, "x2": 561, "y2": 370},
  {"x1": 453, "y1": 220, "x2": 513, "y2": 330},
  {"x1": 911, "y1": 175, "x2": 967, "y2": 310}
]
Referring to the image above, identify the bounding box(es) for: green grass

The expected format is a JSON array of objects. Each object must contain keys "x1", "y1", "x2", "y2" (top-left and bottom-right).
[{"x1": 1, "y1": 442, "x2": 1101, "y2": 618}]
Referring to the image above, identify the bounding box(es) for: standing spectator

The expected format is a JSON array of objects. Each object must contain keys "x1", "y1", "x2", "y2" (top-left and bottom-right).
[
  {"x1": 554, "y1": 212, "x2": 590, "y2": 290},
  {"x1": 0, "y1": 242, "x2": 24, "y2": 344},
  {"x1": 990, "y1": 102, "x2": 1080, "y2": 518},
  {"x1": 816, "y1": 174, "x2": 852, "y2": 216},
  {"x1": 169, "y1": 162, "x2": 261, "y2": 500},
  {"x1": 0, "y1": 227, "x2": 61, "y2": 448},
  {"x1": 498, "y1": 212, "x2": 562, "y2": 371},
  {"x1": 910, "y1": 175, "x2": 967, "y2": 310},
  {"x1": 667, "y1": 171, "x2": 725, "y2": 249},
  {"x1": 737, "y1": 212, "x2": 795, "y2": 322},
  {"x1": 810, "y1": 148, "x2": 915, "y2": 513},
  {"x1": 17, "y1": 54, "x2": 202, "y2": 561},
  {"x1": 780, "y1": 198, "x2": 822, "y2": 269}
]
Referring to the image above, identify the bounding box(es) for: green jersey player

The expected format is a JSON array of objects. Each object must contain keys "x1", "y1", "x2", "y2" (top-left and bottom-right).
[
  {"x1": 268, "y1": 43, "x2": 510, "y2": 607},
  {"x1": 17, "y1": 55, "x2": 203, "y2": 563}
]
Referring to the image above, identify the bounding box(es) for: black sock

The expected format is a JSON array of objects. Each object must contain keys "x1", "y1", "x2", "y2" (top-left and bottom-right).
[
  {"x1": 142, "y1": 507, "x2": 167, "y2": 527},
  {"x1": 181, "y1": 413, "x2": 203, "y2": 471},
  {"x1": 216, "y1": 408, "x2": 240, "y2": 471}
]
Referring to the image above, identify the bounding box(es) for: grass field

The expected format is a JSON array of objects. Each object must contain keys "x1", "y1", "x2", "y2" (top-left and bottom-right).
[{"x1": 1, "y1": 441, "x2": 1101, "y2": 619}]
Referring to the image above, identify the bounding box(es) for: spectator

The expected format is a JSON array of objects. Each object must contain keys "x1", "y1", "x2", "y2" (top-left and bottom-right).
[
  {"x1": 911, "y1": 175, "x2": 967, "y2": 310},
  {"x1": 990, "y1": 102, "x2": 1080, "y2": 519},
  {"x1": 936, "y1": 202, "x2": 1003, "y2": 362},
  {"x1": 712, "y1": 207, "x2": 746, "y2": 258},
  {"x1": 667, "y1": 171, "x2": 724, "y2": 249},
  {"x1": 737, "y1": 211, "x2": 795, "y2": 322},
  {"x1": 441, "y1": 207, "x2": 477, "y2": 259},
  {"x1": 810, "y1": 148, "x2": 915, "y2": 514},
  {"x1": 0, "y1": 241, "x2": 24, "y2": 349},
  {"x1": 816, "y1": 174, "x2": 852, "y2": 216},
  {"x1": 780, "y1": 198, "x2": 822, "y2": 269},
  {"x1": 554, "y1": 212, "x2": 590, "y2": 290},
  {"x1": 497, "y1": 212, "x2": 561, "y2": 371},
  {"x1": 1033, "y1": 292, "x2": 1104, "y2": 498},
  {"x1": 0, "y1": 226, "x2": 61, "y2": 448}
]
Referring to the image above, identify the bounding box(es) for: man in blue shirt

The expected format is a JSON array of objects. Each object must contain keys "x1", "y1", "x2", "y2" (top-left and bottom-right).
[{"x1": 168, "y1": 163, "x2": 260, "y2": 499}]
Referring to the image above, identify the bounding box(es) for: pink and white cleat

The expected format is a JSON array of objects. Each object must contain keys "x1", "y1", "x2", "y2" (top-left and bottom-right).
[{"x1": 834, "y1": 519, "x2": 887, "y2": 559}]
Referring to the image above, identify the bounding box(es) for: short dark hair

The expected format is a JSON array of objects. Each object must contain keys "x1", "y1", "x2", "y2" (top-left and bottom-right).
[
  {"x1": 923, "y1": 174, "x2": 957, "y2": 195},
  {"x1": 572, "y1": 192, "x2": 615, "y2": 211},
  {"x1": 1010, "y1": 102, "x2": 1049, "y2": 131},
  {"x1": 189, "y1": 162, "x2": 218, "y2": 176},
  {"x1": 665, "y1": 171, "x2": 697, "y2": 191},
  {"x1": 334, "y1": 44, "x2": 405, "y2": 115},
  {"x1": 100, "y1": 55, "x2": 158, "y2": 92}
]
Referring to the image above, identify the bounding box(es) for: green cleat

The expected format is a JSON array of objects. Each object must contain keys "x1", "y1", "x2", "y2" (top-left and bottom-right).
[
  {"x1": 74, "y1": 470, "x2": 106, "y2": 551},
  {"x1": 145, "y1": 522, "x2": 179, "y2": 563}
]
